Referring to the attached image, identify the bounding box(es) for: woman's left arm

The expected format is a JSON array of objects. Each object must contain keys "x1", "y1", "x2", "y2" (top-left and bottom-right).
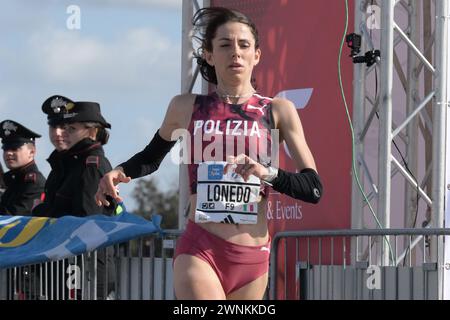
[
  {"x1": 272, "y1": 98, "x2": 316, "y2": 171},
  {"x1": 270, "y1": 98, "x2": 322, "y2": 203}
]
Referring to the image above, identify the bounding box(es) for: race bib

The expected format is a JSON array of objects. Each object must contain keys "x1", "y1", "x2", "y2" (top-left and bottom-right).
[{"x1": 195, "y1": 161, "x2": 260, "y2": 224}]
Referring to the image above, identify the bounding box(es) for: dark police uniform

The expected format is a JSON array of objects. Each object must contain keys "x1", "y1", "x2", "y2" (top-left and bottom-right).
[
  {"x1": 32, "y1": 95, "x2": 116, "y2": 218},
  {"x1": 32, "y1": 139, "x2": 116, "y2": 217},
  {"x1": 31, "y1": 95, "x2": 116, "y2": 299},
  {"x1": 0, "y1": 120, "x2": 46, "y2": 216}
]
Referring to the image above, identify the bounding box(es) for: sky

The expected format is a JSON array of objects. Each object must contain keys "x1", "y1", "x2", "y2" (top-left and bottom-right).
[{"x1": 0, "y1": 0, "x2": 190, "y2": 211}]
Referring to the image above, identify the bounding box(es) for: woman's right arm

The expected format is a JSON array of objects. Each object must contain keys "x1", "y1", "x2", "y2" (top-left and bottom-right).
[{"x1": 95, "y1": 94, "x2": 196, "y2": 206}]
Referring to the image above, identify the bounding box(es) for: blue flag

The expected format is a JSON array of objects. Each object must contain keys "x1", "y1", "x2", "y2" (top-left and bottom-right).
[{"x1": 0, "y1": 211, "x2": 162, "y2": 269}]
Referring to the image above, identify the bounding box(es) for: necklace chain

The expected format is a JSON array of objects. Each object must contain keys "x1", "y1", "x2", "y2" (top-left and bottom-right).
[{"x1": 217, "y1": 89, "x2": 256, "y2": 100}]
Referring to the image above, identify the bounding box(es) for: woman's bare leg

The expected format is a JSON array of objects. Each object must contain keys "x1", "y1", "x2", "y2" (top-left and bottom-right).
[
  {"x1": 226, "y1": 272, "x2": 268, "y2": 300},
  {"x1": 173, "y1": 254, "x2": 226, "y2": 300}
]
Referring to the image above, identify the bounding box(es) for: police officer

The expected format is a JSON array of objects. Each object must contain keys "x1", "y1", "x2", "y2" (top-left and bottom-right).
[
  {"x1": 32, "y1": 95, "x2": 117, "y2": 300},
  {"x1": 0, "y1": 120, "x2": 46, "y2": 215},
  {"x1": 32, "y1": 95, "x2": 117, "y2": 218}
]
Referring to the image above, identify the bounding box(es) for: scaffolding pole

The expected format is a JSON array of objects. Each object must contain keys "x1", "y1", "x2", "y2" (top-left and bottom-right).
[
  {"x1": 378, "y1": 0, "x2": 394, "y2": 266},
  {"x1": 179, "y1": 0, "x2": 210, "y2": 229},
  {"x1": 179, "y1": 0, "x2": 195, "y2": 229},
  {"x1": 432, "y1": 0, "x2": 448, "y2": 300},
  {"x1": 351, "y1": 0, "x2": 369, "y2": 263},
  {"x1": 404, "y1": 0, "x2": 419, "y2": 232}
]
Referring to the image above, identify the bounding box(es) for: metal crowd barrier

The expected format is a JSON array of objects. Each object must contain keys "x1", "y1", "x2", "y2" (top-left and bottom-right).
[
  {"x1": 269, "y1": 228, "x2": 450, "y2": 300},
  {"x1": 0, "y1": 229, "x2": 182, "y2": 300}
]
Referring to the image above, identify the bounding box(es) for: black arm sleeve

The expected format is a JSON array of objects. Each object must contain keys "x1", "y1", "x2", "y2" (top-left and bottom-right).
[
  {"x1": 271, "y1": 168, "x2": 323, "y2": 204},
  {"x1": 119, "y1": 130, "x2": 177, "y2": 179}
]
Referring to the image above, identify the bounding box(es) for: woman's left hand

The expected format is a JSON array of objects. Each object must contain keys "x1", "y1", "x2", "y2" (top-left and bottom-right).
[{"x1": 223, "y1": 154, "x2": 269, "y2": 182}]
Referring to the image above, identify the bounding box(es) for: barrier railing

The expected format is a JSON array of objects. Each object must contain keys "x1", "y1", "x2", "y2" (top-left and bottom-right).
[
  {"x1": 7, "y1": 227, "x2": 447, "y2": 300},
  {"x1": 269, "y1": 228, "x2": 450, "y2": 300},
  {"x1": 0, "y1": 229, "x2": 182, "y2": 300}
]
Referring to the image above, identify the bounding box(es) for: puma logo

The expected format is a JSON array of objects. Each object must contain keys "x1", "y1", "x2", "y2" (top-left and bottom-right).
[{"x1": 247, "y1": 104, "x2": 266, "y2": 115}]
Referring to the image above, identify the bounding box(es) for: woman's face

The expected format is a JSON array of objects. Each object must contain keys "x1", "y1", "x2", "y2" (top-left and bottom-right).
[
  {"x1": 205, "y1": 21, "x2": 260, "y2": 85},
  {"x1": 49, "y1": 122, "x2": 95, "y2": 151},
  {"x1": 49, "y1": 125, "x2": 69, "y2": 151}
]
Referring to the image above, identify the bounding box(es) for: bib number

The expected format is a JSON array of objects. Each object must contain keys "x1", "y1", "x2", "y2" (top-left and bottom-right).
[{"x1": 195, "y1": 161, "x2": 260, "y2": 224}]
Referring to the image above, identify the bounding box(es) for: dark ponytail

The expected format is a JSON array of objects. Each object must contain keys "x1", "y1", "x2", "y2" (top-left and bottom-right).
[
  {"x1": 84, "y1": 122, "x2": 110, "y2": 145},
  {"x1": 96, "y1": 127, "x2": 109, "y2": 145}
]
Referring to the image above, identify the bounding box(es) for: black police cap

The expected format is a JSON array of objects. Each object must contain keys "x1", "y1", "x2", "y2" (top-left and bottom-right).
[
  {"x1": 42, "y1": 95, "x2": 111, "y2": 128},
  {"x1": 0, "y1": 120, "x2": 41, "y2": 150}
]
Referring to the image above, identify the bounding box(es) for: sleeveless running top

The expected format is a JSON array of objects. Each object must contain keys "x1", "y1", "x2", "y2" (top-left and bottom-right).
[{"x1": 187, "y1": 91, "x2": 275, "y2": 185}]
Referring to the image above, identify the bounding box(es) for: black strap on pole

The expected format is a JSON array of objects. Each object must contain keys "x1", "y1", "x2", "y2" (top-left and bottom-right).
[{"x1": 0, "y1": 162, "x2": 5, "y2": 189}]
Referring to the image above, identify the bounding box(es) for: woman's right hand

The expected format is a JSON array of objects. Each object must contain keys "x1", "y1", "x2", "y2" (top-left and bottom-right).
[{"x1": 95, "y1": 167, "x2": 131, "y2": 207}]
